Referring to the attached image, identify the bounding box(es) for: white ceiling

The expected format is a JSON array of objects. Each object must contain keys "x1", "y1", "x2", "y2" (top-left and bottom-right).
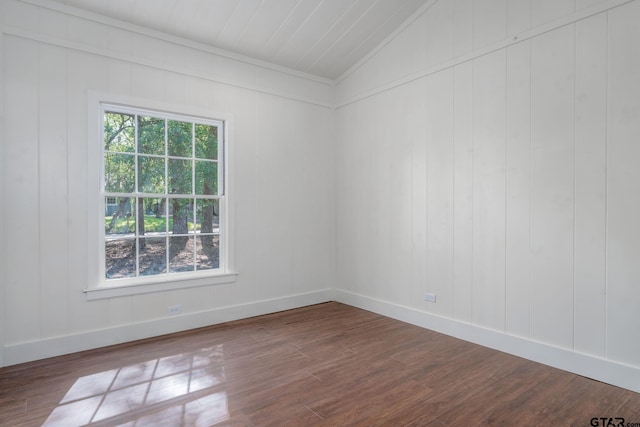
[{"x1": 47, "y1": 0, "x2": 430, "y2": 80}]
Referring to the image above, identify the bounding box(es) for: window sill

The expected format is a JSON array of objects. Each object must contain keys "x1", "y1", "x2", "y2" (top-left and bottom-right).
[{"x1": 84, "y1": 272, "x2": 238, "y2": 301}]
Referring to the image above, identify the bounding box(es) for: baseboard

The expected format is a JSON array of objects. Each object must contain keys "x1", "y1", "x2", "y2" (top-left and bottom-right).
[
  {"x1": 7, "y1": 287, "x2": 639, "y2": 394},
  {"x1": 335, "y1": 289, "x2": 640, "y2": 393},
  {"x1": 3, "y1": 289, "x2": 334, "y2": 367}
]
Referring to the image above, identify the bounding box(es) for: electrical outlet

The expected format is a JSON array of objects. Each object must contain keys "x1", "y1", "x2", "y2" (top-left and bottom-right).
[
  {"x1": 424, "y1": 293, "x2": 437, "y2": 303},
  {"x1": 167, "y1": 304, "x2": 182, "y2": 315}
]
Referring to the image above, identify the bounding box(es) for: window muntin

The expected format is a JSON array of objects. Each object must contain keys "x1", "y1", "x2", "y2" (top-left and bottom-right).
[{"x1": 101, "y1": 105, "x2": 224, "y2": 284}]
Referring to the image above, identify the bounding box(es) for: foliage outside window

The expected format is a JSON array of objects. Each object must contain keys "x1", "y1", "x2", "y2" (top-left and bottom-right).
[{"x1": 102, "y1": 105, "x2": 224, "y2": 283}]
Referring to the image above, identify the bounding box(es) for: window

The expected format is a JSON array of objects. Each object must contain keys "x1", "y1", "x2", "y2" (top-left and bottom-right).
[{"x1": 100, "y1": 104, "x2": 227, "y2": 286}]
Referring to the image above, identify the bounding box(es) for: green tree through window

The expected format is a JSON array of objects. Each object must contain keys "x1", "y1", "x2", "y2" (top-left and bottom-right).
[{"x1": 102, "y1": 106, "x2": 223, "y2": 281}]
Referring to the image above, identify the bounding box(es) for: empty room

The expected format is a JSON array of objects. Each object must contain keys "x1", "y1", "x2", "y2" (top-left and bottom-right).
[{"x1": 1, "y1": 0, "x2": 640, "y2": 425}]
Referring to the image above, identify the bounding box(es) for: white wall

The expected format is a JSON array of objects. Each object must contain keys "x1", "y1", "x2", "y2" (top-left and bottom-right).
[
  {"x1": 2, "y1": 0, "x2": 639, "y2": 394},
  {"x1": 0, "y1": 0, "x2": 335, "y2": 365},
  {"x1": 335, "y1": 0, "x2": 640, "y2": 392},
  {"x1": 0, "y1": 31, "x2": 5, "y2": 367}
]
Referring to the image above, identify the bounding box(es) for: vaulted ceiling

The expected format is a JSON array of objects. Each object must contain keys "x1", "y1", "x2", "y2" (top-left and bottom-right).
[{"x1": 47, "y1": 0, "x2": 430, "y2": 80}]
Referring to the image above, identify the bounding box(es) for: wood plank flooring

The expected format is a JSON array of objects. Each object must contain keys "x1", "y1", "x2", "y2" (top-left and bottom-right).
[{"x1": 1, "y1": 302, "x2": 639, "y2": 426}]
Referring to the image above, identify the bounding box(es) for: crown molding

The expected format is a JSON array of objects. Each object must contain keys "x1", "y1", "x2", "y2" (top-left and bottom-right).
[{"x1": 19, "y1": 0, "x2": 336, "y2": 87}]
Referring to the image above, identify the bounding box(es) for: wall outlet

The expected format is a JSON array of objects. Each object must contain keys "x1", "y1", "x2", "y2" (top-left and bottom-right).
[
  {"x1": 167, "y1": 304, "x2": 182, "y2": 315},
  {"x1": 424, "y1": 293, "x2": 437, "y2": 303}
]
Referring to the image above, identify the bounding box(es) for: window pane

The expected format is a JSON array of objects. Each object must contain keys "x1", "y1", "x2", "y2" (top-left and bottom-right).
[
  {"x1": 168, "y1": 159, "x2": 192, "y2": 194},
  {"x1": 102, "y1": 106, "x2": 225, "y2": 284},
  {"x1": 139, "y1": 237, "x2": 166, "y2": 276},
  {"x1": 169, "y1": 236, "x2": 195, "y2": 272},
  {"x1": 168, "y1": 120, "x2": 192, "y2": 157},
  {"x1": 195, "y1": 161, "x2": 217, "y2": 195},
  {"x1": 196, "y1": 235, "x2": 219, "y2": 271},
  {"x1": 141, "y1": 198, "x2": 168, "y2": 234},
  {"x1": 196, "y1": 199, "x2": 219, "y2": 234},
  {"x1": 195, "y1": 124, "x2": 217, "y2": 160},
  {"x1": 138, "y1": 116, "x2": 165, "y2": 155},
  {"x1": 138, "y1": 156, "x2": 165, "y2": 194},
  {"x1": 104, "y1": 112, "x2": 135, "y2": 153},
  {"x1": 105, "y1": 239, "x2": 136, "y2": 279},
  {"x1": 104, "y1": 153, "x2": 135, "y2": 193},
  {"x1": 169, "y1": 198, "x2": 193, "y2": 235},
  {"x1": 105, "y1": 197, "x2": 134, "y2": 236}
]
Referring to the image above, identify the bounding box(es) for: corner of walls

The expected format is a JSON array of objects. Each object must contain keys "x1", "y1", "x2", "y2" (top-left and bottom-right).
[
  {"x1": 335, "y1": 289, "x2": 640, "y2": 393},
  {"x1": 330, "y1": 83, "x2": 340, "y2": 301}
]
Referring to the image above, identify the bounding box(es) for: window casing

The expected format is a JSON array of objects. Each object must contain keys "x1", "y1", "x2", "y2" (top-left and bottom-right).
[{"x1": 98, "y1": 103, "x2": 229, "y2": 288}]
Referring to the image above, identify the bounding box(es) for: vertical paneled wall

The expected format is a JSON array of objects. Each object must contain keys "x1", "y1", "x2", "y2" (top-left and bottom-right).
[
  {"x1": 1, "y1": 0, "x2": 335, "y2": 363},
  {"x1": 529, "y1": 25, "x2": 575, "y2": 348},
  {"x1": 2, "y1": 0, "x2": 639, "y2": 381},
  {"x1": 606, "y1": 1, "x2": 640, "y2": 365},
  {"x1": 335, "y1": 0, "x2": 640, "y2": 370},
  {"x1": 0, "y1": 32, "x2": 4, "y2": 366}
]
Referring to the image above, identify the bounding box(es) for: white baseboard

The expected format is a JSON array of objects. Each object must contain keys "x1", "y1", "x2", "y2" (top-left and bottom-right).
[
  {"x1": 3, "y1": 289, "x2": 334, "y2": 367},
  {"x1": 335, "y1": 289, "x2": 640, "y2": 393},
  {"x1": 6, "y1": 287, "x2": 639, "y2": 394}
]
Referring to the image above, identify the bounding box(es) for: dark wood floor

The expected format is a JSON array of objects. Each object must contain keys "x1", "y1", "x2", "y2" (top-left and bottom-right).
[{"x1": 1, "y1": 302, "x2": 639, "y2": 426}]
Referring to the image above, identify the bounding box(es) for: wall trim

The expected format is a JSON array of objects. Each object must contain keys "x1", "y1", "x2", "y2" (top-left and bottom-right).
[
  {"x1": 3, "y1": 289, "x2": 334, "y2": 367},
  {"x1": 19, "y1": 0, "x2": 334, "y2": 87},
  {"x1": 335, "y1": 0, "x2": 635, "y2": 108},
  {"x1": 335, "y1": 289, "x2": 640, "y2": 393},
  {"x1": 4, "y1": 285, "x2": 639, "y2": 393},
  {"x1": 0, "y1": 26, "x2": 334, "y2": 109}
]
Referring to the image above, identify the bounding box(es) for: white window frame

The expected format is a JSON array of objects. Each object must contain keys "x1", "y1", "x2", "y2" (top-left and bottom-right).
[{"x1": 85, "y1": 93, "x2": 236, "y2": 300}]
